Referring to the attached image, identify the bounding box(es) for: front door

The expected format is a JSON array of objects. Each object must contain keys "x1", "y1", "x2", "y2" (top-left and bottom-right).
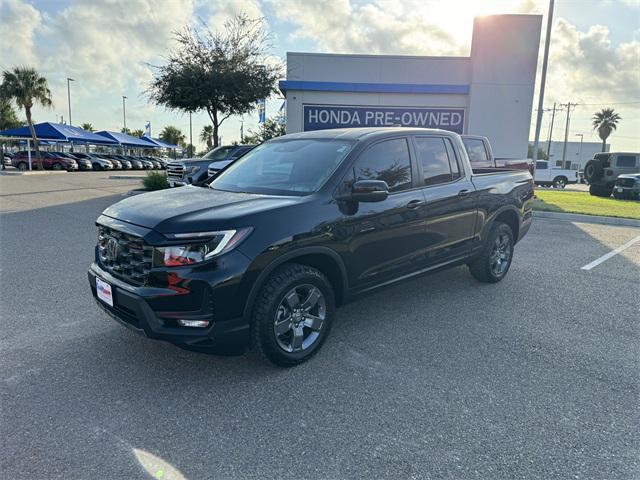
[{"x1": 335, "y1": 138, "x2": 429, "y2": 290}]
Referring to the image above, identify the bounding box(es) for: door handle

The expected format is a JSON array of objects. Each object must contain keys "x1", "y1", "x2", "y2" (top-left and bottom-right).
[
  {"x1": 406, "y1": 199, "x2": 425, "y2": 210},
  {"x1": 458, "y1": 189, "x2": 471, "y2": 197}
]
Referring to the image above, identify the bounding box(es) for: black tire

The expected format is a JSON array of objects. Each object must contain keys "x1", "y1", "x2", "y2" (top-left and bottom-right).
[
  {"x1": 468, "y1": 222, "x2": 514, "y2": 283},
  {"x1": 92, "y1": 163, "x2": 102, "y2": 171},
  {"x1": 17, "y1": 162, "x2": 27, "y2": 171},
  {"x1": 252, "y1": 263, "x2": 335, "y2": 367},
  {"x1": 553, "y1": 176, "x2": 567, "y2": 189},
  {"x1": 52, "y1": 163, "x2": 63, "y2": 170},
  {"x1": 589, "y1": 184, "x2": 612, "y2": 198},
  {"x1": 584, "y1": 160, "x2": 603, "y2": 183}
]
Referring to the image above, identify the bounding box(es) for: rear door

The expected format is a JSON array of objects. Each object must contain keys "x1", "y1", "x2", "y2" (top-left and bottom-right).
[
  {"x1": 336, "y1": 137, "x2": 429, "y2": 289},
  {"x1": 413, "y1": 135, "x2": 477, "y2": 264}
]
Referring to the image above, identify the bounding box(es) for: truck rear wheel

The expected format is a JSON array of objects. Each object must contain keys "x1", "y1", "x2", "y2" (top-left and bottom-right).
[
  {"x1": 251, "y1": 263, "x2": 335, "y2": 367},
  {"x1": 468, "y1": 222, "x2": 514, "y2": 283},
  {"x1": 589, "y1": 185, "x2": 612, "y2": 198},
  {"x1": 553, "y1": 176, "x2": 567, "y2": 189}
]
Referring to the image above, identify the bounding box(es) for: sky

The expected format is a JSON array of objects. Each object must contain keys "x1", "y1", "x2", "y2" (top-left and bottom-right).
[{"x1": 1, "y1": 0, "x2": 639, "y2": 152}]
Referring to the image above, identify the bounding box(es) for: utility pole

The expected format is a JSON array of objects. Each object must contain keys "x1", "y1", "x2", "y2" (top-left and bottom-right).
[
  {"x1": 189, "y1": 111, "x2": 193, "y2": 157},
  {"x1": 67, "y1": 78, "x2": 75, "y2": 125},
  {"x1": 531, "y1": 0, "x2": 555, "y2": 167},
  {"x1": 560, "y1": 102, "x2": 577, "y2": 165},
  {"x1": 122, "y1": 96, "x2": 127, "y2": 132},
  {"x1": 546, "y1": 102, "x2": 557, "y2": 159}
]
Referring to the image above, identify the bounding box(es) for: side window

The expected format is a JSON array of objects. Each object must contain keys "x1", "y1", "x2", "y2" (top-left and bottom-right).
[
  {"x1": 444, "y1": 139, "x2": 461, "y2": 180},
  {"x1": 415, "y1": 137, "x2": 453, "y2": 186},
  {"x1": 616, "y1": 155, "x2": 637, "y2": 168},
  {"x1": 536, "y1": 161, "x2": 548, "y2": 170},
  {"x1": 462, "y1": 138, "x2": 489, "y2": 163},
  {"x1": 351, "y1": 138, "x2": 412, "y2": 193}
]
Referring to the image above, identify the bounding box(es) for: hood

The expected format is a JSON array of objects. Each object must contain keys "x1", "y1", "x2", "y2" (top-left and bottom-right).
[{"x1": 102, "y1": 185, "x2": 301, "y2": 234}]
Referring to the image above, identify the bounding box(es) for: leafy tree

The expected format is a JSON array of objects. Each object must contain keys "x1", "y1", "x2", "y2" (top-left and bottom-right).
[
  {"x1": 81, "y1": 122, "x2": 94, "y2": 132},
  {"x1": 184, "y1": 143, "x2": 196, "y2": 157},
  {"x1": 243, "y1": 114, "x2": 286, "y2": 144},
  {"x1": 199, "y1": 125, "x2": 214, "y2": 148},
  {"x1": 121, "y1": 127, "x2": 131, "y2": 135},
  {"x1": 527, "y1": 144, "x2": 548, "y2": 160},
  {"x1": 592, "y1": 108, "x2": 621, "y2": 152},
  {"x1": 131, "y1": 129, "x2": 144, "y2": 138},
  {"x1": 0, "y1": 67, "x2": 53, "y2": 170},
  {"x1": 148, "y1": 15, "x2": 281, "y2": 148},
  {"x1": 0, "y1": 98, "x2": 23, "y2": 130},
  {"x1": 159, "y1": 125, "x2": 185, "y2": 146}
]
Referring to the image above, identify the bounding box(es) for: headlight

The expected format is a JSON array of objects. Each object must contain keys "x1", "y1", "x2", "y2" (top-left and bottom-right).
[
  {"x1": 154, "y1": 228, "x2": 252, "y2": 267},
  {"x1": 189, "y1": 166, "x2": 200, "y2": 174}
]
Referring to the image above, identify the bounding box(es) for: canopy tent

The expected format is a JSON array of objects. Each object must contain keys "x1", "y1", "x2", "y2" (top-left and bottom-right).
[
  {"x1": 141, "y1": 135, "x2": 180, "y2": 150},
  {"x1": 0, "y1": 122, "x2": 119, "y2": 145},
  {"x1": 95, "y1": 130, "x2": 158, "y2": 148}
]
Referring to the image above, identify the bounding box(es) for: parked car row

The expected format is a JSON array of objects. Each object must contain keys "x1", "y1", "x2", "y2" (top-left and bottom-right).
[{"x1": 8, "y1": 151, "x2": 169, "y2": 172}]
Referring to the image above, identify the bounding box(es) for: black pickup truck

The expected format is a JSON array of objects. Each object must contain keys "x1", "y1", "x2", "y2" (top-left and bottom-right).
[{"x1": 88, "y1": 128, "x2": 534, "y2": 366}]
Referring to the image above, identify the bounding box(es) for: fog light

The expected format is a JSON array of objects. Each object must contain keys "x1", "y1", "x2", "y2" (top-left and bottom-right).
[{"x1": 177, "y1": 319, "x2": 210, "y2": 328}]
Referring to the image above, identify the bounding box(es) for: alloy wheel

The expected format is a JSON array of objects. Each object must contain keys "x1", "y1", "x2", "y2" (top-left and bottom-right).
[
  {"x1": 490, "y1": 233, "x2": 512, "y2": 277},
  {"x1": 273, "y1": 284, "x2": 326, "y2": 353}
]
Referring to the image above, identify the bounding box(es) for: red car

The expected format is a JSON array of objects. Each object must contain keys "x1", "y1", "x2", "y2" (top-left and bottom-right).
[{"x1": 11, "y1": 151, "x2": 78, "y2": 171}]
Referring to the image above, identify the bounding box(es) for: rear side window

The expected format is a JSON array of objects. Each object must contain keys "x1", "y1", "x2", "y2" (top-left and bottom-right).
[
  {"x1": 462, "y1": 138, "x2": 489, "y2": 163},
  {"x1": 616, "y1": 155, "x2": 637, "y2": 168},
  {"x1": 352, "y1": 138, "x2": 413, "y2": 193},
  {"x1": 536, "y1": 161, "x2": 548, "y2": 170},
  {"x1": 415, "y1": 137, "x2": 455, "y2": 186}
]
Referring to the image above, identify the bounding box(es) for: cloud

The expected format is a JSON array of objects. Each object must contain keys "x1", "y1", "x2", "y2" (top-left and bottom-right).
[
  {"x1": 546, "y1": 19, "x2": 640, "y2": 103},
  {"x1": 269, "y1": 0, "x2": 466, "y2": 56},
  {"x1": 0, "y1": 0, "x2": 43, "y2": 67}
]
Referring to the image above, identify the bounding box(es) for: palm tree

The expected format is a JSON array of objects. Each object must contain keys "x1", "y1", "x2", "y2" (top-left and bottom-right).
[
  {"x1": 199, "y1": 125, "x2": 214, "y2": 149},
  {"x1": 592, "y1": 108, "x2": 621, "y2": 152},
  {"x1": 0, "y1": 67, "x2": 53, "y2": 170},
  {"x1": 159, "y1": 125, "x2": 185, "y2": 146},
  {"x1": 131, "y1": 129, "x2": 144, "y2": 138},
  {"x1": 81, "y1": 122, "x2": 94, "y2": 132}
]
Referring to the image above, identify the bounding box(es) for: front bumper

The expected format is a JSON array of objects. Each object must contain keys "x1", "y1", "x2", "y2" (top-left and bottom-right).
[{"x1": 88, "y1": 262, "x2": 251, "y2": 354}]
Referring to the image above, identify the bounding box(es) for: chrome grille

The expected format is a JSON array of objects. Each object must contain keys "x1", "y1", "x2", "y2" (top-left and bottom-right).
[
  {"x1": 98, "y1": 225, "x2": 153, "y2": 285},
  {"x1": 167, "y1": 163, "x2": 185, "y2": 181}
]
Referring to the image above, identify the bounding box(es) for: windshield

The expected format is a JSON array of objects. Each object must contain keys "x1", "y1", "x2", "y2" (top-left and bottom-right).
[
  {"x1": 210, "y1": 139, "x2": 354, "y2": 196},
  {"x1": 203, "y1": 146, "x2": 234, "y2": 161}
]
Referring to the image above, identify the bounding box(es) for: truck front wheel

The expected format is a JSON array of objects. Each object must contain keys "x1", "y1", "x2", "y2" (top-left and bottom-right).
[
  {"x1": 468, "y1": 222, "x2": 514, "y2": 283},
  {"x1": 251, "y1": 263, "x2": 335, "y2": 367}
]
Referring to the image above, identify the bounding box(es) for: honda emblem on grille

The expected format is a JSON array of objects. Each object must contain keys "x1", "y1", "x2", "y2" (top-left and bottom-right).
[{"x1": 105, "y1": 237, "x2": 119, "y2": 261}]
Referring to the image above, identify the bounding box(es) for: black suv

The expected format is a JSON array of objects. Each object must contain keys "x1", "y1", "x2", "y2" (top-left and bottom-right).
[{"x1": 89, "y1": 128, "x2": 533, "y2": 366}]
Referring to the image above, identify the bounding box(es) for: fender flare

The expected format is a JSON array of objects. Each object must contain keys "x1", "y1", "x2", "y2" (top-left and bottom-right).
[
  {"x1": 480, "y1": 205, "x2": 522, "y2": 243},
  {"x1": 242, "y1": 246, "x2": 349, "y2": 321}
]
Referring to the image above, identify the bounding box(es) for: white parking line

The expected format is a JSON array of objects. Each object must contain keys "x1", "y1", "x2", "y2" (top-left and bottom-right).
[{"x1": 581, "y1": 235, "x2": 640, "y2": 271}]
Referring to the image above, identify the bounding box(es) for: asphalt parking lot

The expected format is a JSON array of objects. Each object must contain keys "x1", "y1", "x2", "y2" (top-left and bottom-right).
[{"x1": 1, "y1": 175, "x2": 638, "y2": 480}]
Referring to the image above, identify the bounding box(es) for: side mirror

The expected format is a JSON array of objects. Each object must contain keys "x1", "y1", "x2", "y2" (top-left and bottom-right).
[{"x1": 350, "y1": 180, "x2": 389, "y2": 202}]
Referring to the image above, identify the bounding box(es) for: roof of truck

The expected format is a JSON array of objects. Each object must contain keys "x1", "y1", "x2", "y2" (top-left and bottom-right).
[{"x1": 276, "y1": 127, "x2": 458, "y2": 142}]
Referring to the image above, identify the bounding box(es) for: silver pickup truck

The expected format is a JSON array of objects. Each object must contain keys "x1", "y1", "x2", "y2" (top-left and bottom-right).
[{"x1": 166, "y1": 145, "x2": 255, "y2": 187}]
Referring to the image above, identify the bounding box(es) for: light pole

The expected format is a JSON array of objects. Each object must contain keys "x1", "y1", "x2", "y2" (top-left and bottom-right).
[
  {"x1": 531, "y1": 0, "x2": 555, "y2": 167},
  {"x1": 122, "y1": 96, "x2": 127, "y2": 132},
  {"x1": 189, "y1": 111, "x2": 193, "y2": 157},
  {"x1": 575, "y1": 133, "x2": 584, "y2": 169},
  {"x1": 67, "y1": 78, "x2": 75, "y2": 125}
]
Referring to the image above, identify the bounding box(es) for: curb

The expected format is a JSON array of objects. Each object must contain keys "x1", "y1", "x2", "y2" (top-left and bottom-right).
[
  {"x1": 109, "y1": 175, "x2": 147, "y2": 180},
  {"x1": 533, "y1": 210, "x2": 640, "y2": 228},
  {"x1": 0, "y1": 170, "x2": 68, "y2": 176}
]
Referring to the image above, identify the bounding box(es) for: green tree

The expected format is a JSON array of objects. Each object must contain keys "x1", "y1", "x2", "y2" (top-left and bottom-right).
[
  {"x1": 159, "y1": 125, "x2": 185, "y2": 146},
  {"x1": 592, "y1": 108, "x2": 621, "y2": 152},
  {"x1": 148, "y1": 15, "x2": 281, "y2": 148},
  {"x1": 121, "y1": 127, "x2": 131, "y2": 135},
  {"x1": 131, "y1": 129, "x2": 144, "y2": 138},
  {"x1": 0, "y1": 66, "x2": 53, "y2": 170},
  {"x1": 81, "y1": 122, "x2": 94, "y2": 132},
  {"x1": 184, "y1": 143, "x2": 196, "y2": 157},
  {"x1": 0, "y1": 98, "x2": 22, "y2": 130},
  {"x1": 199, "y1": 125, "x2": 214, "y2": 149},
  {"x1": 243, "y1": 114, "x2": 286, "y2": 144}
]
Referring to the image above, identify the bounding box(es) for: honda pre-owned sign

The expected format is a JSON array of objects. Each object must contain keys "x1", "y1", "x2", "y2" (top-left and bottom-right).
[{"x1": 303, "y1": 104, "x2": 465, "y2": 133}]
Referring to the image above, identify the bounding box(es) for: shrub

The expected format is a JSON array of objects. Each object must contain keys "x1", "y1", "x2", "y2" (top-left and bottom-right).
[{"x1": 142, "y1": 171, "x2": 169, "y2": 191}]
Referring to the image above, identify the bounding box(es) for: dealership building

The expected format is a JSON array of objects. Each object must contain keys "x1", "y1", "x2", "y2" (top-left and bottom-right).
[{"x1": 280, "y1": 14, "x2": 542, "y2": 159}]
